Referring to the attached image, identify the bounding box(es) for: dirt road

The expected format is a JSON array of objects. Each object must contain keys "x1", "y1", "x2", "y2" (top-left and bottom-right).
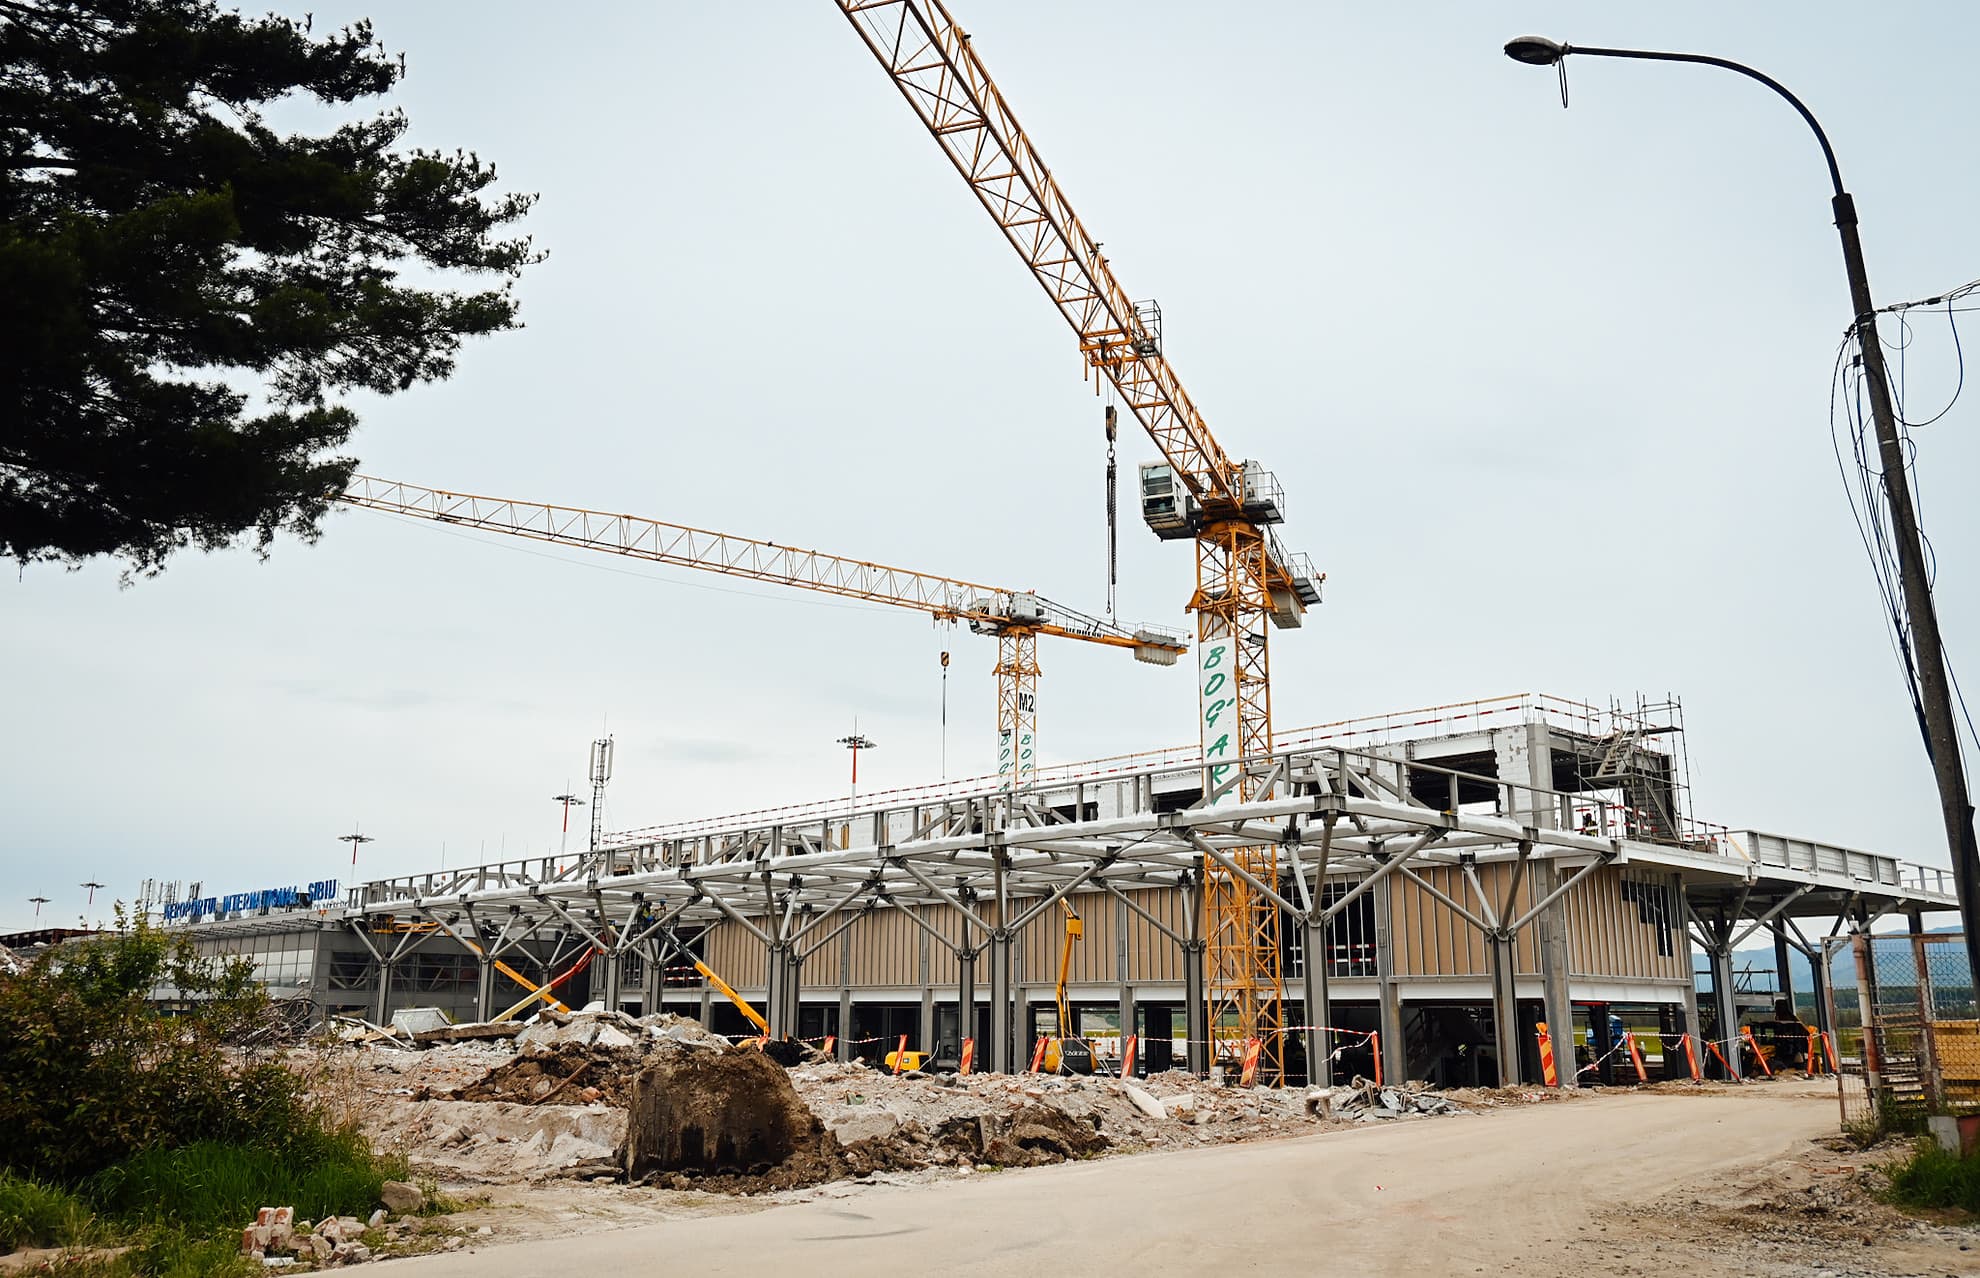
[{"x1": 396, "y1": 1081, "x2": 1976, "y2": 1277}]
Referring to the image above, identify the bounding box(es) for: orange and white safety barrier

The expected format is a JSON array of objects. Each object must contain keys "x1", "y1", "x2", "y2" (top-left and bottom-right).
[
  {"x1": 1536, "y1": 1021, "x2": 1559, "y2": 1087},
  {"x1": 821, "y1": 1035, "x2": 836, "y2": 1056},
  {"x1": 1820, "y1": 1031, "x2": 1839, "y2": 1074},
  {"x1": 1371, "y1": 1030, "x2": 1383, "y2": 1087},
  {"x1": 1680, "y1": 1032, "x2": 1702, "y2": 1081},
  {"x1": 1029, "y1": 1037, "x2": 1050, "y2": 1073},
  {"x1": 1121, "y1": 1033, "x2": 1137, "y2": 1079},
  {"x1": 891, "y1": 1034, "x2": 909, "y2": 1074},
  {"x1": 1626, "y1": 1032, "x2": 1649, "y2": 1083},
  {"x1": 1705, "y1": 1036, "x2": 1736, "y2": 1079},
  {"x1": 958, "y1": 1037, "x2": 975, "y2": 1076},
  {"x1": 1239, "y1": 1038, "x2": 1264, "y2": 1087},
  {"x1": 1740, "y1": 1026, "x2": 1773, "y2": 1078}
]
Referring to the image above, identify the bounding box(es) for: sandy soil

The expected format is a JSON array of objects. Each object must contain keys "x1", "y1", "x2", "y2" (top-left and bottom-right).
[{"x1": 382, "y1": 1078, "x2": 1980, "y2": 1278}]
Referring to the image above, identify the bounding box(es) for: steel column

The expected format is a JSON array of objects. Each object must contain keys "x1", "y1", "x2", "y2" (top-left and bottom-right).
[{"x1": 1373, "y1": 872, "x2": 1406, "y2": 1086}]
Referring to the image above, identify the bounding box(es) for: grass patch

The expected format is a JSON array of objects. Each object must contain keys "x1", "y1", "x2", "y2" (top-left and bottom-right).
[
  {"x1": 88, "y1": 1135, "x2": 401, "y2": 1233},
  {"x1": 0, "y1": 1168, "x2": 97, "y2": 1251},
  {"x1": 1881, "y1": 1138, "x2": 1980, "y2": 1214}
]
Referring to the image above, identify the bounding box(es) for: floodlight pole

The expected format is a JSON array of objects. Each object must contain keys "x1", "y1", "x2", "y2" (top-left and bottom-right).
[{"x1": 1505, "y1": 38, "x2": 1980, "y2": 982}]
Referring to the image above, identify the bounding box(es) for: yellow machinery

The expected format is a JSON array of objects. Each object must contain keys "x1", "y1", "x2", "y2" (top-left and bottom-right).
[
  {"x1": 340, "y1": 477, "x2": 1183, "y2": 788},
  {"x1": 833, "y1": 1, "x2": 1322, "y2": 1071},
  {"x1": 1043, "y1": 903, "x2": 1092, "y2": 1075}
]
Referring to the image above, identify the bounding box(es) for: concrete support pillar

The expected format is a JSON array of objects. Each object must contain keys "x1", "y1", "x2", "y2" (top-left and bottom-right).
[
  {"x1": 1537, "y1": 865, "x2": 1575, "y2": 1087},
  {"x1": 989, "y1": 930, "x2": 1014, "y2": 1074},
  {"x1": 1302, "y1": 914, "x2": 1332, "y2": 1087},
  {"x1": 640, "y1": 941, "x2": 664, "y2": 1012},
  {"x1": 602, "y1": 945, "x2": 623, "y2": 1013},
  {"x1": 1707, "y1": 942, "x2": 1740, "y2": 1080},
  {"x1": 1181, "y1": 874, "x2": 1208, "y2": 1077},
  {"x1": 1116, "y1": 895, "x2": 1133, "y2": 1076},
  {"x1": 1681, "y1": 968, "x2": 1703, "y2": 1071},
  {"x1": 373, "y1": 959, "x2": 392, "y2": 1026},
  {"x1": 958, "y1": 949, "x2": 977, "y2": 1059},
  {"x1": 1772, "y1": 926, "x2": 1796, "y2": 1015},
  {"x1": 837, "y1": 928, "x2": 853, "y2": 1063},
  {"x1": 1809, "y1": 941, "x2": 1835, "y2": 1040},
  {"x1": 1373, "y1": 872, "x2": 1407, "y2": 1086},
  {"x1": 1487, "y1": 931, "x2": 1522, "y2": 1087},
  {"x1": 475, "y1": 954, "x2": 495, "y2": 1022}
]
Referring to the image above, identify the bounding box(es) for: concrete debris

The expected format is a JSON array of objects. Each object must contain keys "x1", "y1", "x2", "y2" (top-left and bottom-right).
[
  {"x1": 305, "y1": 1027, "x2": 1481, "y2": 1198},
  {"x1": 390, "y1": 1007, "x2": 453, "y2": 1036},
  {"x1": 378, "y1": 1180, "x2": 426, "y2": 1214},
  {"x1": 242, "y1": 1209, "x2": 386, "y2": 1266}
]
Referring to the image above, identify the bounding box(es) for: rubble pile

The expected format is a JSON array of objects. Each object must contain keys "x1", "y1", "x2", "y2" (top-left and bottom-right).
[
  {"x1": 1305, "y1": 1077, "x2": 1466, "y2": 1121},
  {"x1": 314, "y1": 1012, "x2": 1480, "y2": 1195}
]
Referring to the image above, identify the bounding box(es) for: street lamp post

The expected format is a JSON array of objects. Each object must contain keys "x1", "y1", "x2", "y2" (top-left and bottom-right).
[{"x1": 1505, "y1": 38, "x2": 1980, "y2": 983}]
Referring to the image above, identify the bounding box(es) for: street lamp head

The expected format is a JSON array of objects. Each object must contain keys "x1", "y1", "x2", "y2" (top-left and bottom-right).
[{"x1": 1504, "y1": 36, "x2": 1568, "y2": 66}]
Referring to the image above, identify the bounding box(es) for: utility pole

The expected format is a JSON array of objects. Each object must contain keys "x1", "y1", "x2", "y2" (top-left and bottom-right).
[{"x1": 1504, "y1": 36, "x2": 1980, "y2": 987}]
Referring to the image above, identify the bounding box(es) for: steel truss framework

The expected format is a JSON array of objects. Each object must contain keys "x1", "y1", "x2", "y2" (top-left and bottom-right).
[{"x1": 333, "y1": 740, "x2": 1957, "y2": 1083}]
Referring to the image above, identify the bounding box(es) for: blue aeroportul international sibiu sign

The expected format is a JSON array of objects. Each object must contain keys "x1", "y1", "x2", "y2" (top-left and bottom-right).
[{"x1": 162, "y1": 879, "x2": 339, "y2": 923}]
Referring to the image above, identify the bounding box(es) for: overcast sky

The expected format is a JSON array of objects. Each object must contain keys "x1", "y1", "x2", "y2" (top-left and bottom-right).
[{"x1": 7, "y1": 3, "x2": 1978, "y2": 931}]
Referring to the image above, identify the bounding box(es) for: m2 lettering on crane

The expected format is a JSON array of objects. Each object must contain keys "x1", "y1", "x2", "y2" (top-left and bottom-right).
[{"x1": 1199, "y1": 637, "x2": 1237, "y2": 805}]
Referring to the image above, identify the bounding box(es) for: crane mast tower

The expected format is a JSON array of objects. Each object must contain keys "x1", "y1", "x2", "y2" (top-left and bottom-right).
[{"x1": 835, "y1": 0, "x2": 1323, "y2": 1072}]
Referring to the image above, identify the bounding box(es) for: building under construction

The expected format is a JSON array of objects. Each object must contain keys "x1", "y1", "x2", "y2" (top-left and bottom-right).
[{"x1": 161, "y1": 692, "x2": 1957, "y2": 1088}]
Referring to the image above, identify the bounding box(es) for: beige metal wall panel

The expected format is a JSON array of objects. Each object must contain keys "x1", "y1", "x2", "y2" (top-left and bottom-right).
[
  {"x1": 845, "y1": 905, "x2": 922, "y2": 988},
  {"x1": 704, "y1": 920, "x2": 768, "y2": 990},
  {"x1": 921, "y1": 902, "x2": 963, "y2": 987},
  {"x1": 1121, "y1": 886, "x2": 1185, "y2": 984},
  {"x1": 1564, "y1": 868, "x2": 1686, "y2": 981},
  {"x1": 1017, "y1": 889, "x2": 1119, "y2": 986}
]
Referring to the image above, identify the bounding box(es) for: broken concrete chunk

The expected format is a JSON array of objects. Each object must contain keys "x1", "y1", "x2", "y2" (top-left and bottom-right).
[
  {"x1": 378, "y1": 1180, "x2": 426, "y2": 1214},
  {"x1": 827, "y1": 1111, "x2": 903, "y2": 1146},
  {"x1": 1119, "y1": 1083, "x2": 1168, "y2": 1121}
]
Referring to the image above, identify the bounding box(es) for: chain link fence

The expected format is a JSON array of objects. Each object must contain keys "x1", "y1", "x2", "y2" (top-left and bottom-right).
[{"x1": 1829, "y1": 932, "x2": 1978, "y2": 1129}]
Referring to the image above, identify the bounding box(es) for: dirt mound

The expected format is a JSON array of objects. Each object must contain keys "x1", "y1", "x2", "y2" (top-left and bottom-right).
[
  {"x1": 623, "y1": 1044, "x2": 826, "y2": 1179},
  {"x1": 985, "y1": 1104, "x2": 1108, "y2": 1166},
  {"x1": 456, "y1": 1040, "x2": 638, "y2": 1107}
]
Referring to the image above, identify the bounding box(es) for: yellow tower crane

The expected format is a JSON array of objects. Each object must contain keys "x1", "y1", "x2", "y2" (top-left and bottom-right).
[
  {"x1": 338, "y1": 476, "x2": 1185, "y2": 786},
  {"x1": 834, "y1": 1, "x2": 1325, "y2": 1072}
]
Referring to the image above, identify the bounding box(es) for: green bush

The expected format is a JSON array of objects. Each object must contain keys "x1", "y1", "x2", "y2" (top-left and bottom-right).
[
  {"x1": 0, "y1": 914, "x2": 314, "y2": 1183},
  {"x1": 89, "y1": 1138, "x2": 397, "y2": 1234},
  {"x1": 1882, "y1": 1138, "x2": 1980, "y2": 1213},
  {"x1": 0, "y1": 1169, "x2": 96, "y2": 1251}
]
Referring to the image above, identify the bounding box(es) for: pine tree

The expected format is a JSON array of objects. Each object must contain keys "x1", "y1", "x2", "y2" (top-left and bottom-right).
[{"x1": 0, "y1": 0, "x2": 540, "y2": 572}]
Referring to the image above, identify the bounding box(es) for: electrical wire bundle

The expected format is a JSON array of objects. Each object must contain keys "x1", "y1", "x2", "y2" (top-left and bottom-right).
[{"x1": 1829, "y1": 275, "x2": 1980, "y2": 761}]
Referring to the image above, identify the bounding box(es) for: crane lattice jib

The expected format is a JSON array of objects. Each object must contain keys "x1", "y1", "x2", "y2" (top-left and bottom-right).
[
  {"x1": 337, "y1": 476, "x2": 1178, "y2": 657},
  {"x1": 837, "y1": 0, "x2": 1237, "y2": 507}
]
